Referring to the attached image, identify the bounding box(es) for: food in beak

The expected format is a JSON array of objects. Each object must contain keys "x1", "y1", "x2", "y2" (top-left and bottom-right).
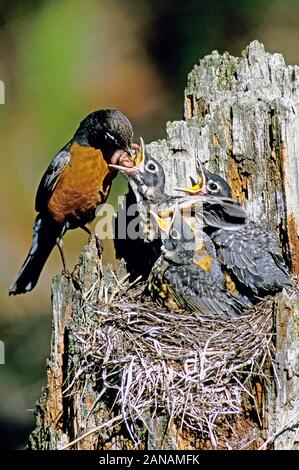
[{"x1": 109, "y1": 138, "x2": 144, "y2": 173}]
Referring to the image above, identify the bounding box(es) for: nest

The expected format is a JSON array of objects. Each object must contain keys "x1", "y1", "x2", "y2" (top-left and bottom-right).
[{"x1": 68, "y1": 266, "x2": 275, "y2": 448}]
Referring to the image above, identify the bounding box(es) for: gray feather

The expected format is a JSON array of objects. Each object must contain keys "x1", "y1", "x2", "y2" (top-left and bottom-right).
[{"x1": 35, "y1": 146, "x2": 71, "y2": 212}]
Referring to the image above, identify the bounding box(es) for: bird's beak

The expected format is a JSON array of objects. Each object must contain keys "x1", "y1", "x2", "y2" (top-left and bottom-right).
[
  {"x1": 109, "y1": 137, "x2": 145, "y2": 177},
  {"x1": 150, "y1": 203, "x2": 181, "y2": 234},
  {"x1": 175, "y1": 181, "x2": 203, "y2": 194},
  {"x1": 149, "y1": 211, "x2": 172, "y2": 233},
  {"x1": 175, "y1": 161, "x2": 207, "y2": 195}
]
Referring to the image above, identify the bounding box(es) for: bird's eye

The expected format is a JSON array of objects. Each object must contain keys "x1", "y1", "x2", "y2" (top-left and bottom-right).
[
  {"x1": 105, "y1": 131, "x2": 118, "y2": 145},
  {"x1": 207, "y1": 180, "x2": 220, "y2": 193},
  {"x1": 146, "y1": 161, "x2": 158, "y2": 172},
  {"x1": 170, "y1": 228, "x2": 180, "y2": 240}
]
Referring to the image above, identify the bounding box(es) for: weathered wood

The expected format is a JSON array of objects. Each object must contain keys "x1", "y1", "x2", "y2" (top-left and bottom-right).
[
  {"x1": 152, "y1": 40, "x2": 299, "y2": 449},
  {"x1": 29, "y1": 41, "x2": 299, "y2": 450},
  {"x1": 29, "y1": 240, "x2": 103, "y2": 450}
]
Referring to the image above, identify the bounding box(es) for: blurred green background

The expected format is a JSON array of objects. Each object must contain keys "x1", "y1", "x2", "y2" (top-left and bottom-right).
[{"x1": 1, "y1": 0, "x2": 299, "y2": 449}]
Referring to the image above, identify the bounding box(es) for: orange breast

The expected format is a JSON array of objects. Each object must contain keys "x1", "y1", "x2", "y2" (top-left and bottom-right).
[{"x1": 48, "y1": 143, "x2": 113, "y2": 226}]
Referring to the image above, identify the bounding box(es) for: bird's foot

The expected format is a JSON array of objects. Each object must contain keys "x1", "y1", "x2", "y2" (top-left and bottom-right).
[
  {"x1": 80, "y1": 225, "x2": 103, "y2": 257},
  {"x1": 61, "y1": 268, "x2": 71, "y2": 278},
  {"x1": 94, "y1": 234, "x2": 103, "y2": 258},
  {"x1": 70, "y1": 263, "x2": 83, "y2": 291}
]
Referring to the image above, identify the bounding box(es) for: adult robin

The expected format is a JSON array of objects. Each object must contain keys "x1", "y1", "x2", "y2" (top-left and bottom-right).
[
  {"x1": 9, "y1": 109, "x2": 134, "y2": 295},
  {"x1": 176, "y1": 163, "x2": 291, "y2": 296},
  {"x1": 147, "y1": 206, "x2": 249, "y2": 317}
]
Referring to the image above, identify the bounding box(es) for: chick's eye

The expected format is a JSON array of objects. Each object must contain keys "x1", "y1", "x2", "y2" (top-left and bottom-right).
[
  {"x1": 170, "y1": 228, "x2": 180, "y2": 240},
  {"x1": 146, "y1": 161, "x2": 157, "y2": 172},
  {"x1": 207, "y1": 180, "x2": 220, "y2": 193}
]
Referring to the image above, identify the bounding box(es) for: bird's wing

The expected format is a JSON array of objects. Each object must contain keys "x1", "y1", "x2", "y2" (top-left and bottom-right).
[
  {"x1": 159, "y1": 196, "x2": 247, "y2": 230},
  {"x1": 35, "y1": 144, "x2": 72, "y2": 212},
  {"x1": 212, "y1": 221, "x2": 290, "y2": 293},
  {"x1": 164, "y1": 265, "x2": 243, "y2": 317},
  {"x1": 202, "y1": 198, "x2": 247, "y2": 230},
  {"x1": 262, "y1": 229, "x2": 290, "y2": 276}
]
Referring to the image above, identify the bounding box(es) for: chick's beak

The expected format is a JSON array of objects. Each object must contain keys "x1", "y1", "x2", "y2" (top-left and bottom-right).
[
  {"x1": 175, "y1": 161, "x2": 208, "y2": 195},
  {"x1": 149, "y1": 211, "x2": 172, "y2": 233},
  {"x1": 175, "y1": 176, "x2": 207, "y2": 195}
]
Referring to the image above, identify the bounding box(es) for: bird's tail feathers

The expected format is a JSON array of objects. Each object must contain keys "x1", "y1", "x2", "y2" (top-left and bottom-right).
[{"x1": 9, "y1": 215, "x2": 65, "y2": 295}]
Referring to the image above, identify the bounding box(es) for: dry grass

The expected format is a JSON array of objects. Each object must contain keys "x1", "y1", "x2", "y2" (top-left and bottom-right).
[{"x1": 66, "y1": 266, "x2": 275, "y2": 447}]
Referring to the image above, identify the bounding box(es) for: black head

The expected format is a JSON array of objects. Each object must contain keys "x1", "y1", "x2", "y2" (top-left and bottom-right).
[
  {"x1": 163, "y1": 213, "x2": 195, "y2": 257},
  {"x1": 74, "y1": 109, "x2": 133, "y2": 154},
  {"x1": 139, "y1": 151, "x2": 166, "y2": 197},
  {"x1": 176, "y1": 162, "x2": 232, "y2": 199},
  {"x1": 203, "y1": 168, "x2": 232, "y2": 198}
]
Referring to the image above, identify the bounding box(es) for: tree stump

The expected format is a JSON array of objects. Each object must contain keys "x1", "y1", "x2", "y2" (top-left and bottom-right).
[{"x1": 28, "y1": 41, "x2": 299, "y2": 450}]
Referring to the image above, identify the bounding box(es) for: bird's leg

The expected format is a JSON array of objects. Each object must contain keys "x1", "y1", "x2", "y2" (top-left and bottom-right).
[
  {"x1": 80, "y1": 224, "x2": 92, "y2": 237},
  {"x1": 80, "y1": 225, "x2": 103, "y2": 258},
  {"x1": 56, "y1": 237, "x2": 69, "y2": 275}
]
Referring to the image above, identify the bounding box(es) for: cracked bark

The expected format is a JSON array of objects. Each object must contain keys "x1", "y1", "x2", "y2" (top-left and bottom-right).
[{"x1": 29, "y1": 41, "x2": 299, "y2": 450}]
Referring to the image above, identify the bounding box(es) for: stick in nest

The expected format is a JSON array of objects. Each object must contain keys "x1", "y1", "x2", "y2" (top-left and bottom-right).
[{"x1": 63, "y1": 270, "x2": 276, "y2": 448}]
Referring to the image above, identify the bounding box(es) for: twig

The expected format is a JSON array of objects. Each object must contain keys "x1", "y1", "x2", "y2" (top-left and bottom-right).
[
  {"x1": 258, "y1": 419, "x2": 299, "y2": 450},
  {"x1": 59, "y1": 413, "x2": 125, "y2": 450}
]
